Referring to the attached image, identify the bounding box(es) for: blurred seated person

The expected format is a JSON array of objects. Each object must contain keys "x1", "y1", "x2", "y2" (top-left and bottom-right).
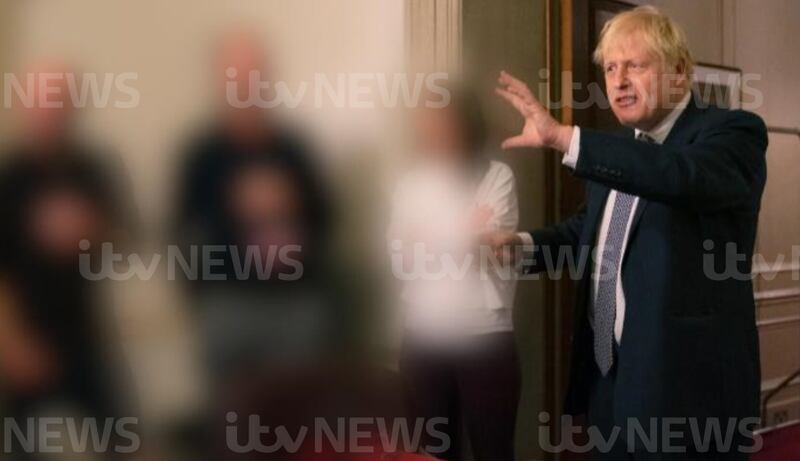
[{"x1": 0, "y1": 63, "x2": 137, "y2": 458}]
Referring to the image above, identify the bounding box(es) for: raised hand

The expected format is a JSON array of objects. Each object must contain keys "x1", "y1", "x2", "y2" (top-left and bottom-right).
[{"x1": 495, "y1": 71, "x2": 573, "y2": 152}]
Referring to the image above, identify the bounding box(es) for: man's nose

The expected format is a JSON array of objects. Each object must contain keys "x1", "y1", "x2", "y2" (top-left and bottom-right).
[{"x1": 611, "y1": 67, "x2": 630, "y2": 89}]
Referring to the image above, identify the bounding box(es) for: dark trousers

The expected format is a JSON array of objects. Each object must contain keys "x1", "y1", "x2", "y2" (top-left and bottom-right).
[
  {"x1": 586, "y1": 353, "x2": 753, "y2": 461},
  {"x1": 400, "y1": 332, "x2": 521, "y2": 461},
  {"x1": 586, "y1": 357, "x2": 633, "y2": 461}
]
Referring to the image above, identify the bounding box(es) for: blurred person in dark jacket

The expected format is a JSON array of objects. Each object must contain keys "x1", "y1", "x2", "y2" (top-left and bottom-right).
[
  {"x1": 175, "y1": 32, "x2": 331, "y2": 282},
  {"x1": 172, "y1": 31, "x2": 348, "y2": 389},
  {"x1": 0, "y1": 63, "x2": 137, "y2": 458}
]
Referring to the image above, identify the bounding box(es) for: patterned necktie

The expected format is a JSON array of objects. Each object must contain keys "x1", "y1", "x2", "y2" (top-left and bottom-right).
[{"x1": 593, "y1": 132, "x2": 653, "y2": 375}]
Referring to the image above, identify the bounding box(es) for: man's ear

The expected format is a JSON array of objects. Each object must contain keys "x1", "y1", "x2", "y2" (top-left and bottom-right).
[{"x1": 673, "y1": 61, "x2": 689, "y2": 88}]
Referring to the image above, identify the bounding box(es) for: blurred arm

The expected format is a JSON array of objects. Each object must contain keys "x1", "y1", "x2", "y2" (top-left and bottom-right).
[{"x1": 0, "y1": 280, "x2": 59, "y2": 393}]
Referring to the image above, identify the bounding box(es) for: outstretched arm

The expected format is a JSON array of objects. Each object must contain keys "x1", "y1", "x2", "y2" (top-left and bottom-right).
[
  {"x1": 482, "y1": 202, "x2": 586, "y2": 275},
  {"x1": 494, "y1": 71, "x2": 768, "y2": 213}
]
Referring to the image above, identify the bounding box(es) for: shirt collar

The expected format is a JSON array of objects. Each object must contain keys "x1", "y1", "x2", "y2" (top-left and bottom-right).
[{"x1": 635, "y1": 91, "x2": 691, "y2": 144}]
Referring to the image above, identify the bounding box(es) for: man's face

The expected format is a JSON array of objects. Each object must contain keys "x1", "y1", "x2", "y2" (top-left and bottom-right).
[{"x1": 602, "y1": 32, "x2": 684, "y2": 131}]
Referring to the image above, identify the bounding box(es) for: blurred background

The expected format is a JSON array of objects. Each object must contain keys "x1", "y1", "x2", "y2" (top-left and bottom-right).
[{"x1": 0, "y1": 1, "x2": 550, "y2": 460}]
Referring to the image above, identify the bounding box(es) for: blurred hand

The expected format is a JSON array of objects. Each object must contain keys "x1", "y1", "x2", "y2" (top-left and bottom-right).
[
  {"x1": 0, "y1": 285, "x2": 61, "y2": 394},
  {"x1": 480, "y1": 230, "x2": 523, "y2": 265},
  {"x1": 495, "y1": 71, "x2": 574, "y2": 152},
  {"x1": 0, "y1": 337, "x2": 61, "y2": 394},
  {"x1": 469, "y1": 205, "x2": 494, "y2": 231},
  {"x1": 29, "y1": 190, "x2": 102, "y2": 259}
]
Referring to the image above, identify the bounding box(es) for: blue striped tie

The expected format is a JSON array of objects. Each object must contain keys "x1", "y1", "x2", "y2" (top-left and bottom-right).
[{"x1": 593, "y1": 132, "x2": 653, "y2": 375}]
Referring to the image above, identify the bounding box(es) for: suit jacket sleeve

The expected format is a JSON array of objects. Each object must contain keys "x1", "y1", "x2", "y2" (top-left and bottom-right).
[
  {"x1": 522, "y1": 200, "x2": 587, "y2": 275},
  {"x1": 574, "y1": 110, "x2": 768, "y2": 213}
]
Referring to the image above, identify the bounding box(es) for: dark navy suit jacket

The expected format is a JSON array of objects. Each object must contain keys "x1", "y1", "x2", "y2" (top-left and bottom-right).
[{"x1": 526, "y1": 94, "x2": 768, "y2": 430}]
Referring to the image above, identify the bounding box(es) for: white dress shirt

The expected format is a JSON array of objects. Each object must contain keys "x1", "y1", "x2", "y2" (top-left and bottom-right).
[
  {"x1": 520, "y1": 92, "x2": 690, "y2": 343},
  {"x1": 389, "y1": 160, "x2": 519, "y2": 342}
]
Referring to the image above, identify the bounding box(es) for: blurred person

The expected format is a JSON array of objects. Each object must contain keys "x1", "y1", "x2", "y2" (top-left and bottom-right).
[
  {"x1": 0, "y1": 64, "x2": 137, "y2": 458},
  {"x1": 485, "y1": 6, "x2": 767, "y2": 459},
  {"x1": 387, "y1": 86, "x2": 521, "y2": 461},
  {"x1": 175, "y1": 31, "x2": 331, "y2": 276},
  {"x1": 174, "y1": 32, "x2": 332, "y2": 317},
  {"x1": 172, "y1": 30, "x2": 348, "y2": 394}
]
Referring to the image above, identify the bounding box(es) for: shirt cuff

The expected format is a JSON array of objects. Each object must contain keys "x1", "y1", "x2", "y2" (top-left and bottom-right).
[
  {"x1": 561, "y1": 126, "x2": 581, "y2": 169},
  {"x1": 516, "y1": 232, "x2": 535, "y2": 272}
]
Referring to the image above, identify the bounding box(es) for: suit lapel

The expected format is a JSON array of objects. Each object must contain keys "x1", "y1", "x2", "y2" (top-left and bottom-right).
[
  {"x1": 575, "y1": 183, "x2": 610, "y2": 318},
  {"x1": 584, "y1": 184, "x2": 611, "y2": 243},
  {"x1": 624, "y1": 93, "x2": 704, "y2": 244},
  {"x1": 626, "y1": 141, "x2": 649, "y2": 240}
]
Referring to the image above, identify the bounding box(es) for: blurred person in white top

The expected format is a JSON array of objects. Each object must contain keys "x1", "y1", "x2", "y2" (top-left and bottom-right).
[{"x1": 387, "y1": 85, "x2": 520, "y2": 461}]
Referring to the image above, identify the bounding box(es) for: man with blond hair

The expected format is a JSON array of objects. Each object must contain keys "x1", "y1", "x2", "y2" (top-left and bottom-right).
[{"x1": 486, "y1": 6, "x2": 766, "y2": 459}]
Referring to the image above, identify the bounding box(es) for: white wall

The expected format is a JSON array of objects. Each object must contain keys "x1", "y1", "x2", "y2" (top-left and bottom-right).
[
  {"x1": 12, "y1": 0, "x2": 407, "y2": 223},
  {"x1": 628, "y1": 0, "x2": 727, "y2": 64},
  {"x1": 733, "y1": 0, "x2": 800, "y2": 427}
]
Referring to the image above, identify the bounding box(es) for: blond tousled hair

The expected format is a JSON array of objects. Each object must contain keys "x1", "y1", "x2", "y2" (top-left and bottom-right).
[{"x1": 593, "y1": 6, "x2": 694, "y2": 78}]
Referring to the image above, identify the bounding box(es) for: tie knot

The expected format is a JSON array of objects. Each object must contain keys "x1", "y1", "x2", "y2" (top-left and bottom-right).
[{"x1": 637, "y1": 133, "x2": 656, "y2": 144}]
